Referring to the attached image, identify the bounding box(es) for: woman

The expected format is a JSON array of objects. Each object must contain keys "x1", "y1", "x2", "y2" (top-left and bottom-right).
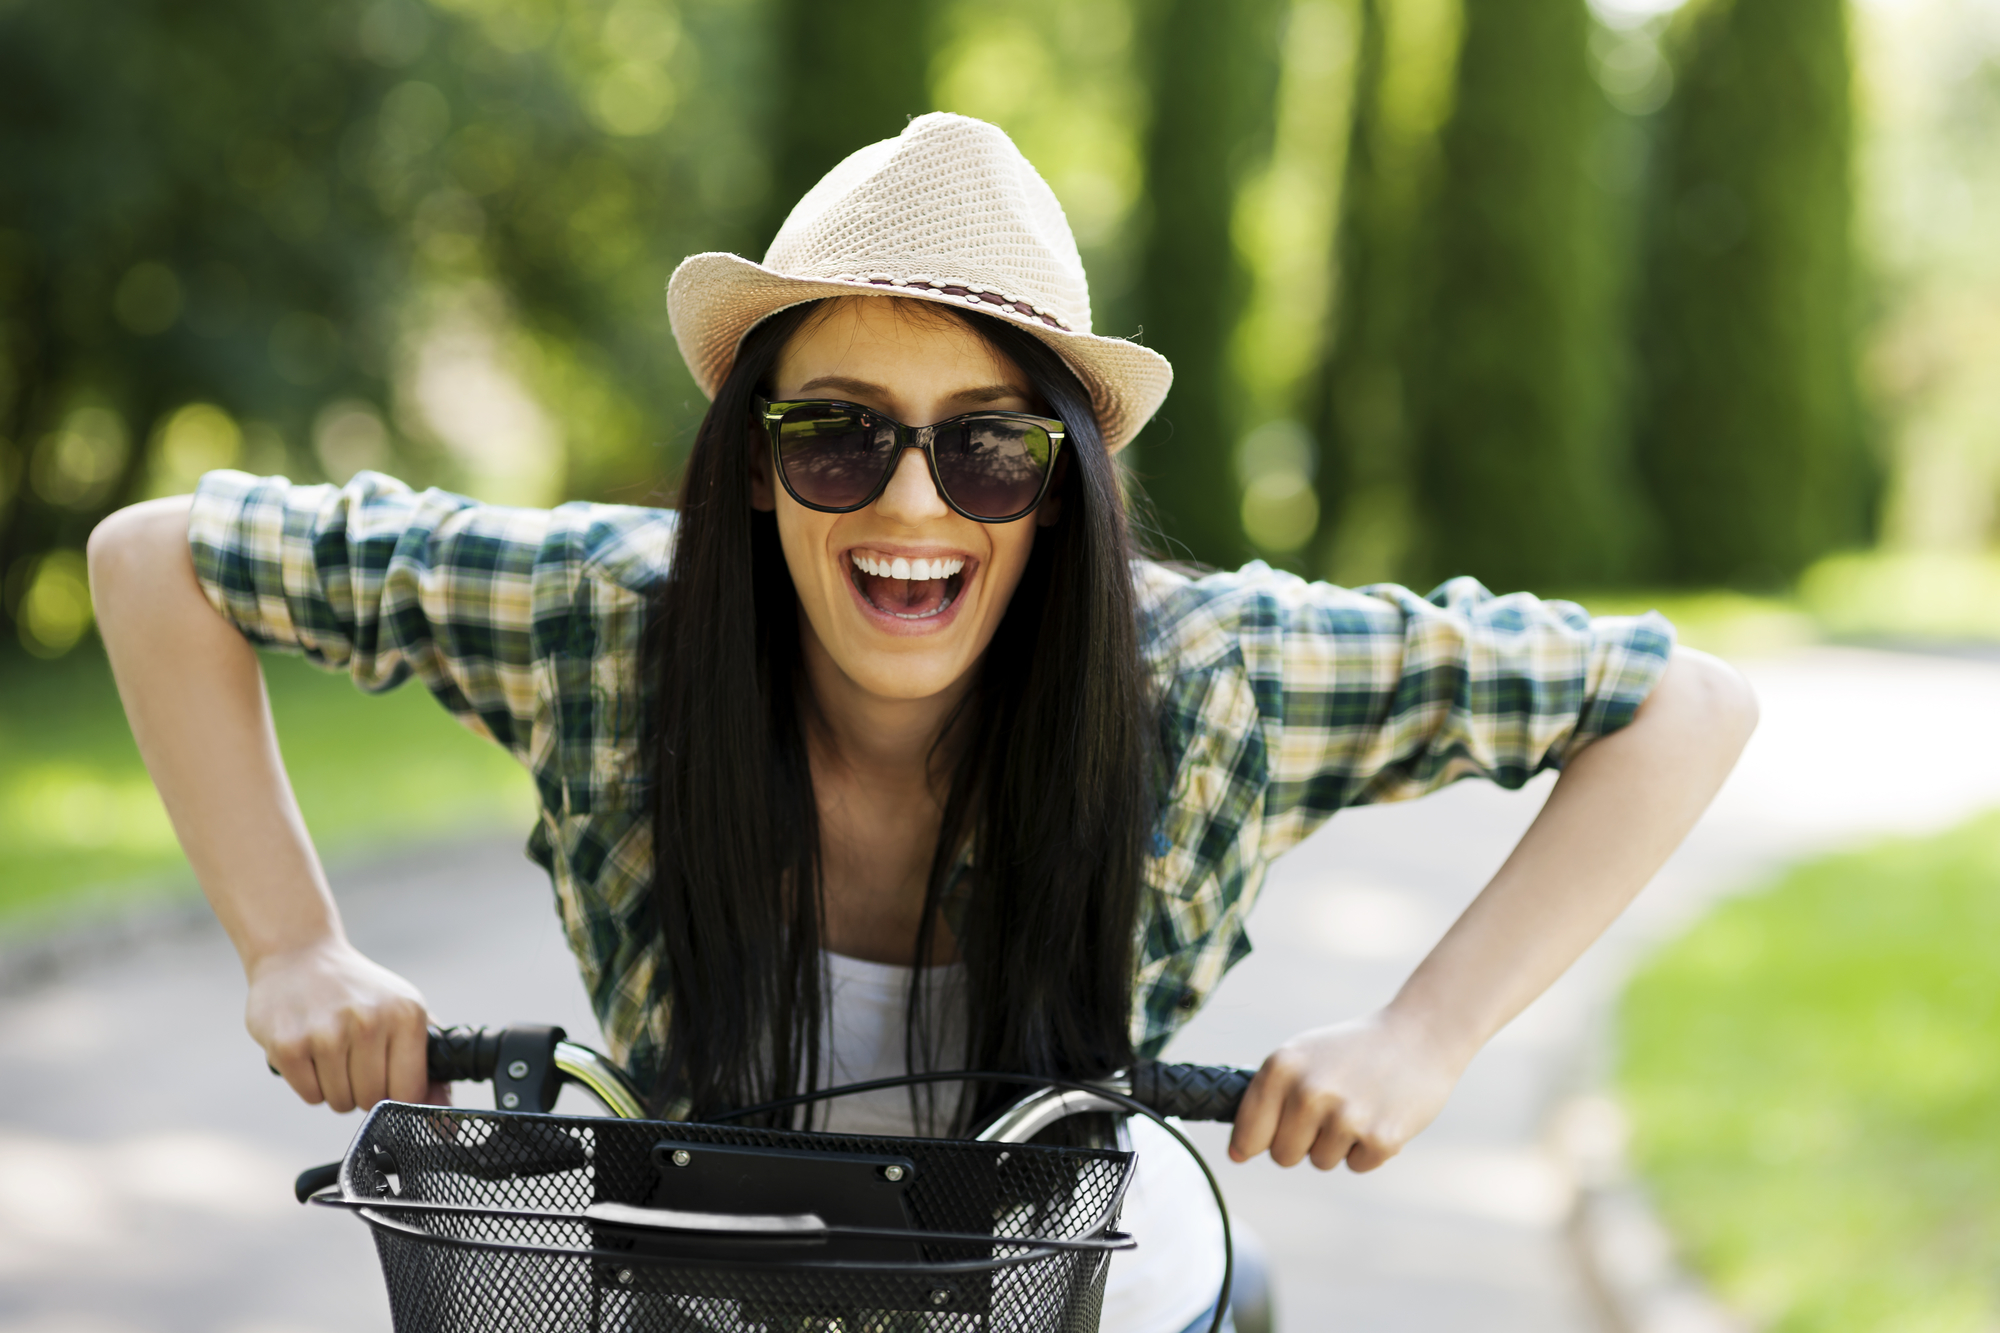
[{"x1": 91, "y1": 114, "x2": 1756, "y2": 1333}]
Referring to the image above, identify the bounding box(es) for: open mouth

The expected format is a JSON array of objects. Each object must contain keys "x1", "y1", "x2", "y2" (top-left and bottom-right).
[{"x1": 848, "y1": 552, "x2": 968, "y2": 621}]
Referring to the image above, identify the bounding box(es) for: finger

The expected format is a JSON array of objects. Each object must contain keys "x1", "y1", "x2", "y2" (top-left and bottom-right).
[
  {"x1": 1227, "y1": 1055, "x2": 1293, "y2": 1162},
  {"x1": 386, "y1": 1012, "x2": 431, "y2": 1105},
  {"x1": 348, "y1": 1018, "x2": 392, "y2": 1112},
  {"x1": 1308, "y1": 1118, "x2": 1360, "y2": 1172},
  {"x1": 270, "y1": 1039, "x2": 325, "y2": 1106},
  {"x1": 315, "y1": 1032, "x2": 357, "y2": 1114},
  {"x1": 1269, "y1": 1085, "x2": 1334, "y2": 1168},
  {"x1": 1346, "y1": 1135, "x2": 1398, "y2": 1173},
  {"x1": 425, "y1": 1080, "x2": 454, "y2": 1108}
]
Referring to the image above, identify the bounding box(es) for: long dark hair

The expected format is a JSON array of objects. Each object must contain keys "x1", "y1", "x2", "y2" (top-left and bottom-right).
[{"x1": 640, "y1": 297, "x2": 1157, "y2": 1126}]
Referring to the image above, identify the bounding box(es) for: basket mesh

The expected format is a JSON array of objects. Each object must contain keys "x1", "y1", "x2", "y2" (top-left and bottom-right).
[{"x1": 342, "y1": 1103, "x2": 1132, "y2": 1333}]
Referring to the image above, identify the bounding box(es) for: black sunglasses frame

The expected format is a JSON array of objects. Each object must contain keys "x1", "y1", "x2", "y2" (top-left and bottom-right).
[{"x1": 757, "y1": 397, "x2": 1067, "y2": 525}]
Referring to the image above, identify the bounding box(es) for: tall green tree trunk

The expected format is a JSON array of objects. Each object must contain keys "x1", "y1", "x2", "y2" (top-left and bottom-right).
[
  {"x1": 1313, "y1": 0, "x2": 1415, "y2": 586},
  {"x1": 1409, "y1": 0, "x2": 1628, "y2": 591},
  {"x1": 1634, "y1": 0, "x2": 1869, "y2": 587},
  {"x1": 762, "y1": 0, "x2": 941, "y2": 247},
  {"x1": 1131, "y1": 0, "x2": 1284, "y2": 569}
]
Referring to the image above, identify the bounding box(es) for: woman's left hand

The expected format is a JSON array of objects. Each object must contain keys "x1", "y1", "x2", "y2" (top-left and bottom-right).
[
  {"x1": 1228, "y1": 650, "x2": 1757, "y2": 1175},
  {"x1": 1226, "y1": 1009, "x2": 1465, "y2": 1172}
]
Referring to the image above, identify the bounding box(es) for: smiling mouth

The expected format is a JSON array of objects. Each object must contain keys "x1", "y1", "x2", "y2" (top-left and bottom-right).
[{"x1": 849, "y1": 552, "x2": 967, "y2": 620}]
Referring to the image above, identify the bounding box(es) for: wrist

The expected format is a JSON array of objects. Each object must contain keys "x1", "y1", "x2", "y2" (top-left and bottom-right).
[
  {"x1": 1377, "y1": 996, "x2": 1485, "y2": 1076},
  {"x1": 241, "y1": 928, "x2": 352, "y2": 984}
]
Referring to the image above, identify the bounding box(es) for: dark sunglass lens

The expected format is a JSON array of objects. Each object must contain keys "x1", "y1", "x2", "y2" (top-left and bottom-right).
[
  {"x1": 776, "y1": 406, "x2": 895, "y2": 509},
  {"x1": 935, "y1": 418, "x2": 1054, "y2": 518}
]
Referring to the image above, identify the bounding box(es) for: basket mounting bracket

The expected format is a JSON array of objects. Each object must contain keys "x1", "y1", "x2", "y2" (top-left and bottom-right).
[{"x1": 494, "y1": 1024, "x2": 567, "y2": 1113}]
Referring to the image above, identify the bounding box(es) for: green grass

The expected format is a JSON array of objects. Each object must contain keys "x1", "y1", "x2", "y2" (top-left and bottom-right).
[
  {"x1": 1799, "y1": 551, "x2": 2000, "y2": 642},
  {"x1": 1561, "y1": 588, "x2": 1819, "y2": 660},
  {"x1": 1618, "y1": 811, "x2": 2000, "y2": 1332},
  {"x1": 1565, "y1": 550, "x2": 2000, "y2": 660},
  {"x1": 0, "y1": 641, "x2": 536, "y2": 932}
]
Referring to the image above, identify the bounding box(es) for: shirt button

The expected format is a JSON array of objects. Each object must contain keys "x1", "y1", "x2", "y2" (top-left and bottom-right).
[{"x1": 1177, "y1": 988, "x2": 1200, "y2": 1012}]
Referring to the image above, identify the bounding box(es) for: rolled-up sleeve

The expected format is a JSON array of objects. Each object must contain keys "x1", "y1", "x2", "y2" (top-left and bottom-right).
[
  {"x1": 1251, "y1": 571, "x2": 1673, "y2": 818},
  {"x1": 188, "y1": 469, "x2": 570, "y2": 762},
  {"x1": 1143, "y1": 563, "x2": 1676, "y2": 865}
]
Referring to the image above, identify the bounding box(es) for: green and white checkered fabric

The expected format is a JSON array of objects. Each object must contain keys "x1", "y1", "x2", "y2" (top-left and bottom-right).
[{"x1": 190, "y1": 469, "x2": 1674, "y2": 1086}]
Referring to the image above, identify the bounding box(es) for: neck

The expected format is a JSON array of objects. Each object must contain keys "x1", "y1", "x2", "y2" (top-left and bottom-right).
[{"x1": 797, "y1": 619, "x2": 974, "y2": 792}]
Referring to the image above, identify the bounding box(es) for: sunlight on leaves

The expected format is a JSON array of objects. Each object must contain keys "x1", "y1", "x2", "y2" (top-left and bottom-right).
[
  {"x1": 588, "y1": 63, "x2": 677, "y2": 137},
  {"x1": 29, "y1": 408, "x2": 128, "y2": 511},
  {"x1": 17, "y1": 552, "x2": 92, "y2": 659},
  {"x1": 146, "y1": 404, "x2": 242, "y2": 498}
]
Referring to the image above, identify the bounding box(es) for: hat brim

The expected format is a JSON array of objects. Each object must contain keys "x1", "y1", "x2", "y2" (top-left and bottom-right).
[{"x1": 667, "y1": 252, "x2": 1171, "y2": 453}]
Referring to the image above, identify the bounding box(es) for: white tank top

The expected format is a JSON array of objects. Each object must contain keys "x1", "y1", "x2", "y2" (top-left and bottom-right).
[{"x1": 815, "y1": 951, "x2": 1225, "y2": 1333}]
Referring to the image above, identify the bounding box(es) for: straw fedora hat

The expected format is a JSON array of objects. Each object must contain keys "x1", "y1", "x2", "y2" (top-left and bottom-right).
[{"x1": 667, "y1": 112, "x2": 1172, "y2": 452}]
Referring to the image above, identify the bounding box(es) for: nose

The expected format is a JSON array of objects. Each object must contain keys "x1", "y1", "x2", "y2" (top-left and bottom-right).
[{"x1": 872, "y1": 442, "x2": 950, "y2": 522}]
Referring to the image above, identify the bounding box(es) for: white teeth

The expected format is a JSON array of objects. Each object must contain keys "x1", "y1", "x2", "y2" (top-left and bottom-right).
[{"x1": 849, "y1": 553, "x2": 967, "y2": 580}]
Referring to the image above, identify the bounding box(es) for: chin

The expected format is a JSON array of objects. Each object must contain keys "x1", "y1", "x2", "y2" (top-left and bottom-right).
[{"x1": 839, "y1": 644, "x2": 975, "y2": 701}]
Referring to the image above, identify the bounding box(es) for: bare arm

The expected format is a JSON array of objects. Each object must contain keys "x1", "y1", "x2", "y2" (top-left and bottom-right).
[
  {"x1": 1230, "y1": 645, "x2": 1758, "y2": 1170},
  {"x1": 88, "y1": 496, "x2": 434, "y2": 1112}
]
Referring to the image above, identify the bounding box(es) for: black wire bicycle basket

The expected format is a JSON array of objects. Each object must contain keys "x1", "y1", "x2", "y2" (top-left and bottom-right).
[{"x1": 331, "y1": 1100, "x2": 1137, "y2": 1333}]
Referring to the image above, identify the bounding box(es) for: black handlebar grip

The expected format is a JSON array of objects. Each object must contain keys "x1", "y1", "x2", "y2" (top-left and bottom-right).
[
  {"x1": 1129, "y1": 1062, "x2": 1256, "y2": 1122},
  {"x1": 427, "y1": 1024, "x2": 502, "y2": 1083},
  {"x1": 294, "y1": 1160, "x2": 341, "y2": 1204}
]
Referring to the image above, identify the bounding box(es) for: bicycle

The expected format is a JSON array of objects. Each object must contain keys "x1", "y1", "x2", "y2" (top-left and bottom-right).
[{"x1": 291, "y1": 1024, "x2": 1259, "y2": 1333}]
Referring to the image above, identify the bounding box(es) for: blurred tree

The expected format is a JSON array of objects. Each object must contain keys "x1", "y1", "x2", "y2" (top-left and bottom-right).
[
  {"x1": 410, "y1": 0, "x2": 768, "y2": 502},
  {"x1": 1407, "y1": 0, "x2": 1632, "y2": 591},
  {"x1": 0, "y1": 0, "x2": 766, "y2": 654},
  {"x1": 760, "y1": 0, "x2": 941, "y2": 247},
  {"x1": 0, "y1": 0, "x2": 412, "y2": 654},
  {"x1": 1310, "y1": 0, "x2": 1443, "y2": 587},
  {"x1": 1634, "y1": 0, "x2": 1871, "y2": 586},
  {"x1": 1130, "y1": 0, "x2": 1284, "y2": 568},
  {"x1": 1222, "y1": 0, "x2": 1352, "y2": 571},
  {"x1": 928, "y1": 0, "x2": 1149, "y2": 335},
  {"x1": 1858, "y1": 0, "x2": 2000, "y2": 557}
]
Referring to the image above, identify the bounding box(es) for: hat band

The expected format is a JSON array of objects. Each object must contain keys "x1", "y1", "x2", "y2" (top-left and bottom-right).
[{"x1": 823, "y1": 273, "x2": 1073, "y2": 331}]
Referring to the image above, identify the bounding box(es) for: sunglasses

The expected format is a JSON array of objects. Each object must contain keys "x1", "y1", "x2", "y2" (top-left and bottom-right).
[{"x1": 757, "y1": 397, "x2": 1066, "y2": 523}]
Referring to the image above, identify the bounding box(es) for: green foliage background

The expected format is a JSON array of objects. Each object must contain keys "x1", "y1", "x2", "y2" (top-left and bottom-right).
[
  {"x1": 0, "y1": 0, "x2": 772, "y2": 657},
  {"x1": 1409, "y1": 0, "x2": 1633, "y2": 590},
  {"x1": 763, "y1": 0, "x2": 940, "y2": 235},
  {"x1": 1634, "y1": 0, "x2": 1873, "y2": 588},
  {"x1": 1, "y1": 0, "x2": 1907, "y2": 647},
  {"x1": 1128, "y1": 0, "x2": 1285, "y2": 567}
]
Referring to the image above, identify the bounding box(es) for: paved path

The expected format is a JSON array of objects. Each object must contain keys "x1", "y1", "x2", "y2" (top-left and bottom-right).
[{"x1": 3, "y1": 646, "x2": 1997, "y2": 1333}]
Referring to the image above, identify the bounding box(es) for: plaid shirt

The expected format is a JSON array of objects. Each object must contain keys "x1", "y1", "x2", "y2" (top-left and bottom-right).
[{"x1": 190, "y1": 469, "x2": 1674, "y2": 1085}]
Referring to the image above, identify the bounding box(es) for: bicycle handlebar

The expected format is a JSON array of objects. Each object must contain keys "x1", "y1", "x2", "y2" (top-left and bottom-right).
[
  {"x1": 426, "y1": 1023, "x2": 505, "y2": 1083},
  {"x1": 418, "y1": 1024, "x2": 1255, "y2": 1123},
  {"x1": 1128, "y1": 1061, "x2": 1256, "y2": 1123}
]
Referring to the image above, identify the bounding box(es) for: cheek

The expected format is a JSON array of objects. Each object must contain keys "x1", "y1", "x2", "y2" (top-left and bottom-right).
[
  {"x1": 773, "y1": 504, "x2": 841, "y2": 602},
  {"x1": 981, "y1": 520, "x2": 1040, "y2": 603}
]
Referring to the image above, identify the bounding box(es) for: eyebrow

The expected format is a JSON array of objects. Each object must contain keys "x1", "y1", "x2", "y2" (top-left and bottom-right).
[{"x1": 795, "y1": 375, "x2": 1027, "y2": 406}]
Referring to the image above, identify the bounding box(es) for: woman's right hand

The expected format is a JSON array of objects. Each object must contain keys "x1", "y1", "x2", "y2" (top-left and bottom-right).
[
  {"x1": 93, "y1": 498, "x2": 445, "y2": 1114},
  {"x1": 247, "y1": 937, "x2": 447, "y2": 1112}
]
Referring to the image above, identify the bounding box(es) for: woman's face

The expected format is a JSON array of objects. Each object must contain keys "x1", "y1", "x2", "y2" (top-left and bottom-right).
[{"x1": 755, "y1": 297, "x2": 1058, "y2": 705}]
